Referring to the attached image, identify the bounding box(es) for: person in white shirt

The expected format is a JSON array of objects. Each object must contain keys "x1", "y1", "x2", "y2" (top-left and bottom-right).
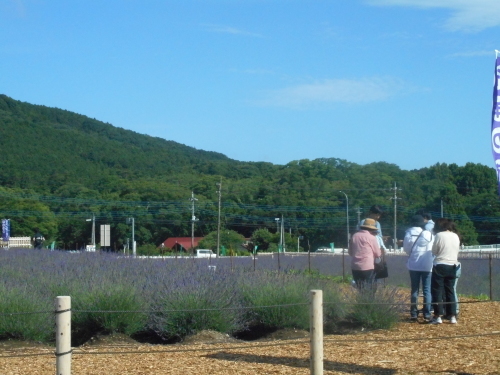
[
  {"x1": 430, "y1": 218, "x2": 460, "y2": 325},
  {"x1": 416, "y1": 209, "x2": 435, "y2": 233},
  {"x1": 422, "y1": 213, "x2": 435, "y2": 233},
  {"x1": 403, "y1": 215, "x2": 434, "y2": 321}
]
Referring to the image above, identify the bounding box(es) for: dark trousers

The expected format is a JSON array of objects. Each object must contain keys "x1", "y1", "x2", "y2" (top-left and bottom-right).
[
  {"x1": 352, "y1": 269, "x2": 375, "y2": 290},
  {"x1": 431, "y1": 264, "x2": 457, "y2": 316}
]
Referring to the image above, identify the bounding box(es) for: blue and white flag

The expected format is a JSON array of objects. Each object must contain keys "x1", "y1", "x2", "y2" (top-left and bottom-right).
[
  {"x1": 491, "y1": 50, "x2": 500, "y2": 194},
  {"x1": 1, "y1": 219, "x2": 10, "y2": 241}
]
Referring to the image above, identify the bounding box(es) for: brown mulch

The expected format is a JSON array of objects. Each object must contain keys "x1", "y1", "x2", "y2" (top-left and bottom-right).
[{"x1": 1, "y1": 298, "x2": 499, "y2": 374}]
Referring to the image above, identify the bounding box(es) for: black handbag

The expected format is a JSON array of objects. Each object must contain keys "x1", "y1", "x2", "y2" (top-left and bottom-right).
[{"x1": 374, "y1": 258, "x2": 388, "y2": 279}]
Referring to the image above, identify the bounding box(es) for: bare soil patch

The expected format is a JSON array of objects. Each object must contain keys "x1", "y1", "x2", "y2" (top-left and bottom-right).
[{"x1": 1, "y1": 298, "x2": 499, "y2": 374}]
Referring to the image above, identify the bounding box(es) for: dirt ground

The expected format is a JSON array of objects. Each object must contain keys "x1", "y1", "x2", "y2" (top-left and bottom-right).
[{"x1": 1, "y1": 298, "x2": 499, "y2": 374}]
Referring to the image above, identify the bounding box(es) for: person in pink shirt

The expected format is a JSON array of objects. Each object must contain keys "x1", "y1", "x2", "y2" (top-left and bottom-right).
[{"x1": 348, "y1": 218, "x2": 383, "y2": 289}]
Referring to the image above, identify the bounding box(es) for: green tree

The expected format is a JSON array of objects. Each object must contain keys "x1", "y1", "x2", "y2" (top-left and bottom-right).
[
  {"x1": 198, "y1": 230, "x2": 246, "y2": 253},
  {"x1": 455, "y1": 218, "x2": 478, "y2": 246},
  {"x1": 250, "y1": 228, "x2": 274, "y2": 251},
  {"x1": 0, "y1": 191, "x2": 57, "y2": 242}
]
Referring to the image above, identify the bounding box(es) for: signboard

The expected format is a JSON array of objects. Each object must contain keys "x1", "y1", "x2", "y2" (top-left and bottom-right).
[{"x1": 100, "y1": 224, "x2": 110, "y2": 247}]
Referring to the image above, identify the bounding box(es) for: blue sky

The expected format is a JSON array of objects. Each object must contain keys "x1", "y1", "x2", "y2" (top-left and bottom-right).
[{"x1": 1, "y1": 0, "x2": 499, "y2": 171}]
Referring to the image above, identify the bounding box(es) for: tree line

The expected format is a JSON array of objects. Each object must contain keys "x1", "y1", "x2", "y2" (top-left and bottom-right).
[{"x1": 1, "y1": 94, "x2": 499, "y2": 252}]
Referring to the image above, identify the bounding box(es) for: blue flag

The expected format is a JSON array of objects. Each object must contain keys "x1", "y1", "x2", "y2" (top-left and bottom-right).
[
  {"x1": 2, "y1": 219, "x2": 10, "y2": 241},
  {"x1": 492, "y1": 51, "x2": 500, "y2": 194}
]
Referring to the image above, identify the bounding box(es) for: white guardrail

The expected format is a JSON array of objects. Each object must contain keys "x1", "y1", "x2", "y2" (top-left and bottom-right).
[
  {"x1": 0, "y1": 237, "x2": 32, "y2": 248},
  {"x1": 460, "y1": 244, "x2": 500, "y2": 252}
]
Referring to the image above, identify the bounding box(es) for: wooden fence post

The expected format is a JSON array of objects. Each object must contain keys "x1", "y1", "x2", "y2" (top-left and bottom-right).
[
  {"x1": 310, "y1": 289, "x2": 323, "y2": 375},
  {"x1": 489, "y1": 253, "x2": 493, "y2": 301},
  {"x1": 55, "y1": 296, "x2": 71, "y2": 375}
]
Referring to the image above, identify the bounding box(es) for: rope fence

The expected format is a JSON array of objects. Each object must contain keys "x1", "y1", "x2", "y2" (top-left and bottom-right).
[
  {"x1": 1, "y1": 293, "x2": 499, "y2": 374},
  {"x1": 0, "y1": 297, "x2": 495, "y2": 318}
]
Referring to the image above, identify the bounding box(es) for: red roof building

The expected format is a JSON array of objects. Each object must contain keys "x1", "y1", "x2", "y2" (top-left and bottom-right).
[{"x1": 161, "y1": 237, "x2": 203, "y2": 251}]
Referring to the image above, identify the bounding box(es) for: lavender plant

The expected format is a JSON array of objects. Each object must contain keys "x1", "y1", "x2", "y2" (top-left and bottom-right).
[
  {"x1": 0, "y1": 286, "x2": 53, "y2": 342},
  {"x1": 71, "y1": 284, "x2": 147, "y2": 345},
  {"x1": 239, "y1": 269, "x2": 347, "y2": 331},
  {"x1": 146, "y1": 262, "x2": 246, "y2": 340},
  {"x1": 240, "y1": 271, "x2": 311, "y2": 330},
  {"x1": 347, "y1": 286, "x2": 405, "y2": 330}
]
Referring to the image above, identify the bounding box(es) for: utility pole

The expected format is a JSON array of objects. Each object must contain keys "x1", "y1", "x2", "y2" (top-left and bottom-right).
[
  {"x1": 190, "y1": 191, "x2": 198, "y2": 253},
  {"x1": 92, "y1": 213, "x2": 95, "y2": 247},
  {"x1": 275, "y1": 217, "x2": 280, "y2": 252},
  {"x1": 216, "y1": 180, "x2": 222, "y2": 257},
  {"x1": 339, "y1": 191, "x2": 349, "y2": 247},
  {"x1": 131, "y1": 217, "x2": 135, "y2": 257},
  {"x1": 281, "y1": 214, "x2": 285, "y2": 252},
  {"x1": 390, "y1": 182, "x2": 402, "y2": 251},
  {"x1": 441, "y1": 198, "x2": 444, "y2": 218},
  {"x1": 355, "y1": 207, "x2": 363, "y2": 224},
  {"x1": 86, "y1": 213, "x2": 96, "y2": 249},
  {"x1": 126, "y1": 217, "x2": 135, "y2": 257},
  {"x1": 297, "y1": 235, "x2": 303, "y2": 252}
]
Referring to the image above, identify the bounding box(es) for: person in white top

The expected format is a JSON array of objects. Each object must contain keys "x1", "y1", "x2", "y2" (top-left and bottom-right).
[
  {"x1": 403, "y1": 215, "x2": 434, "y2": 321},
  {"x1": 416, "y1": 209, "x2": 435, "y2": 233},
  {"x1": 422, "y1": 213, "x2": 435, "y2": 233},
  {"x1": 430, "y1": 218, "x2": 460, "y2": 325}
]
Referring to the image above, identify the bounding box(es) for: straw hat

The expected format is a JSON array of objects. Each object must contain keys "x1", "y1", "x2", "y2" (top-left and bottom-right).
[{"x1": 360, "y1": 218, "x2": 378, "y2": 231}]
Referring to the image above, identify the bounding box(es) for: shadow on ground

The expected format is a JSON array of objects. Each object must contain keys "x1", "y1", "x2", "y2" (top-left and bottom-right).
[{"x1": 205, "y1": 352, "x2": 397, "y2": 374}]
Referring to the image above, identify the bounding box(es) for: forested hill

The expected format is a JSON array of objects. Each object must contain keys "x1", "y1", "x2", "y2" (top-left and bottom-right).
[
  {"x1": 0, "y1": 94, "x2": 273, "y2": 191},
  {"x1": 1, "y1": 94, "x2": 500, "y2": 250}
]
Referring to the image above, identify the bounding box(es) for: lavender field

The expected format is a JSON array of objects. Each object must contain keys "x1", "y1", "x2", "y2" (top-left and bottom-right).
[
  {"x1": 0, "y1": 249, "x2": 496, "y2": 345},
  {"x1": 0, "y1": 249, "x2": 352, "y2": 344}
]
